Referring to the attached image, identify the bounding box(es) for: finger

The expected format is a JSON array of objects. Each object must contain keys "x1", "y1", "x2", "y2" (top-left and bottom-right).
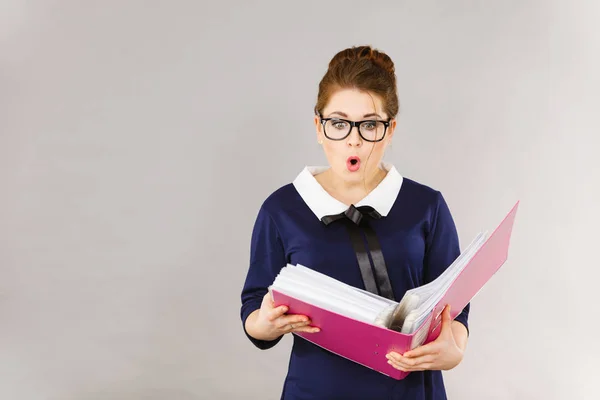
[
  {"x1": 387, "y1": 355, "x2": 434, "y2": 371},
  {"x1": 402, "y1": 342, "x2": 439, "y2": 358},
  {"x1": 267, "y1": 305, "x2": 289, "y2": 321},
  {"x1": 282, "y1": 320, "x2": 310, "y2": 332},
  {"x1": 387, "y1": 359, "x2": 408, "y2": 371},
  {"x1": 291, "y1": 325, "x2": 321, "y2": 333},
  {"x1": 386, "y1": 357, "x2": 414, "y2": 372},
  {"x1": 397, "y1": 354, "x2": 436, "y2": 368},
  {"x1": 387, "y1": 353, "x2": 409, "y2": 369},
  {"x1": 386, "y1": 352, "x2": 412, "y2": 366},
  {"x1": 441, "y1": 304, "x2": 452, "y2": 331},
  {"x1": 388, "y1": 359, "x2": 428, "y2": 372},
  {"x1": 388, "y1": 360, "x2": 426, "y2": 372},
  {"x1": 276, "y1": 314, "x2": 310, "y2": 329}
]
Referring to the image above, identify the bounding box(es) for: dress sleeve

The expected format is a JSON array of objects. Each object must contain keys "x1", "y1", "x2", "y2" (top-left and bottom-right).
[
  {"x1": 423, "y1": 191, "x2": 470, "y2": 336},
  {"x1": 240, "y1": 204, "x2": 287, "y2": 349}
]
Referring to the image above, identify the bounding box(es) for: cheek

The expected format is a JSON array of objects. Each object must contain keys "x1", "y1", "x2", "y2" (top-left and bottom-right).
[
  {"x1": 364, "y1": 144, "x2": 387, "y2": 161},
  {"x1": 322, "y1": 142, "x2": 345, "y2": 159}
]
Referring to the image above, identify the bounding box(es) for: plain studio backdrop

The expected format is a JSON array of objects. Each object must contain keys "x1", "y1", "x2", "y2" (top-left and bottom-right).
[{"x1": 1, "y1": 1, "x2": 598, "y2": 399}]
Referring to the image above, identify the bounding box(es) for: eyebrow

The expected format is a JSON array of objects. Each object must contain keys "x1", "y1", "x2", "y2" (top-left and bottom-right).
[{"x1": 328, "y1": 111, "x2": 383, "y2": 119}]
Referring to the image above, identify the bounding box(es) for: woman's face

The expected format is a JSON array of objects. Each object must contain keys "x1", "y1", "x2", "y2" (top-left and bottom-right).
[{"x1": 314, "y1": 88, "x2": 396, "y2": 184}]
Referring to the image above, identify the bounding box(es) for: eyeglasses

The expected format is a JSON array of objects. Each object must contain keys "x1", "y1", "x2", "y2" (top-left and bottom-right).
[{"x1": 318, "y1": 115, "x2": 391, "y2": 142}]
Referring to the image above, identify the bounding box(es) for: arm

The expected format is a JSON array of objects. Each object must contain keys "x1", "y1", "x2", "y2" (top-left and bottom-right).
[
  {"x1": 452, "y1": 319, "x2": 469, "y2": 353},
  {"x1": 240, "y1": 204, "x2": 317, "y2": 350},
  {"x1": 240, "y1": 205, "x2": 287, "y2": 349},
  {"x1": 386, "y1": 191, "x2": 469, "y2": 371},
  {"x1": 422, "y1": 191, "x2": 470, "y2": 336}
]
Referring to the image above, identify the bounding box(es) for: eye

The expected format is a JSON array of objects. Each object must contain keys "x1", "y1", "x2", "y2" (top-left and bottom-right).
[
  {"x1": 362, "y1": 121, "x2": 377, "y2": 130},
  {"x1": 332, "y1": 120, "x2": 349, "y2": 130}
]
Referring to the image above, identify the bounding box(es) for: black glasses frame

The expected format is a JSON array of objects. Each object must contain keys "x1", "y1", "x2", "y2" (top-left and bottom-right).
[{"x1": 318, "y1": 116, "x2": 391, "y2": 142}]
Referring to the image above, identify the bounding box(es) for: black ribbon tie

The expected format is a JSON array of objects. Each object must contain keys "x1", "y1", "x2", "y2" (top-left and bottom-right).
[{"x1": 321, "y1": 205, "x2": 395, "y2": 300}]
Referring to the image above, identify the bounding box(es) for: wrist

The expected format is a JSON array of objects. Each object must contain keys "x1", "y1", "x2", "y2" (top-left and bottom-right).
[
  {"x1": 245, "y1": 309, "x2": 279, "y2": 341},
  {"x1": 245, "y1": 310, "x2": 262, "y2": 339},
  {"x1": 451, "y1": 321, "x2": 468, "y2": 352}
]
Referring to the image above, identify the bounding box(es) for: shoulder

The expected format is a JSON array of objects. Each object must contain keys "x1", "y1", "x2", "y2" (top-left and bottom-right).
[
  {"x1": 394, "y1": 177, "x2": 459, "y2": 247},
  {"x1": 250, "y1": 182, "x2": 310, "y2": 240},
  {"x1": 398, "y1": 176, "x2": 447, "y2": 208},
  {"x1": 252, "y1": 183, "x2": 306, "y2": 227},
  {"x1": 389, "y1": 175, "x2": 456, "y2": 230},
  {"x1": 259, "y1": 183, "x2": 299, "y2": 213}
]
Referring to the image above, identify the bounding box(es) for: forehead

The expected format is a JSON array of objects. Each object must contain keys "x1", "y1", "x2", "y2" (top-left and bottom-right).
[{"x1": 323, "y1": 88, "x2": 385, "y2": 118}]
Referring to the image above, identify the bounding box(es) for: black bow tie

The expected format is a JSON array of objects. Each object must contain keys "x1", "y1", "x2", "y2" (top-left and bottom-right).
[{"x1": 321, "y1": 204, "x2": 382, "y2": 226}]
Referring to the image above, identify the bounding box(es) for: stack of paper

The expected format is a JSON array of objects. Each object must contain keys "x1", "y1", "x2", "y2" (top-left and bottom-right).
[
  {"x1": 390, "y1": 231, "x2": 487, "y2": 333},
  {"x1": 269, "y1": 230, "x2": 489, "y2": 334}
]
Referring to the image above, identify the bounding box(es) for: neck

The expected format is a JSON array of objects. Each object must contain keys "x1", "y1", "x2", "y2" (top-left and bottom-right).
[{"x1": 319, "y1": 165, "x2": 387, "y2": 206}]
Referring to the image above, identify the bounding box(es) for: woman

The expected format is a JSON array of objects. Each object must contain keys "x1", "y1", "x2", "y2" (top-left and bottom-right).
[{"x1": 240, "y1": 45, "x2": 470, "y2": 400}]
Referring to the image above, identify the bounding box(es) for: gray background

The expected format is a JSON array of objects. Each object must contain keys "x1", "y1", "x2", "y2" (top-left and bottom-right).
[{"x1": 1, "y1": 1, "x2": 598, "y2": 399}]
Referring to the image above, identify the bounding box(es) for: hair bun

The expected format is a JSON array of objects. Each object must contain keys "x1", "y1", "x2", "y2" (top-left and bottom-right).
[
  {"x1": 328, "y1": 45, "x2": 395, "y2": 77},
  {"x1": 316, "y1": 45, "x2": 400, "y2": 118}
]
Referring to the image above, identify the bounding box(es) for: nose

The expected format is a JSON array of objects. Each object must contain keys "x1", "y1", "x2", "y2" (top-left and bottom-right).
[{"x1": 347, "y1": 126, "x2": 362, "y2": 147}]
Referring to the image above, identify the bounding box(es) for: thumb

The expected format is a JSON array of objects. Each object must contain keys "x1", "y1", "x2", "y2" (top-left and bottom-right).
[
  {"x1": 263, "y1": 292, "x2": 288, "y2": 321},
  {"x1": 262, "y1": 291, "x2": 275, "y2": 308},
  {"x1": 268, "y1": 304, "x2": 288, "y2": 321},
  {"x1": 440, "y1": 304, "x2": 452, "y2": 334}
]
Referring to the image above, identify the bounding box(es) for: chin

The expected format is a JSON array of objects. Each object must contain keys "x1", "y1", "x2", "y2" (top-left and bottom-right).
[{"x1": 336, "y1": 166, "x2": 364, "y2": 179}]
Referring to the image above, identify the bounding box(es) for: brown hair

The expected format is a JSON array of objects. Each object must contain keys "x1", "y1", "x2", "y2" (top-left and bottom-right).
[{"x1": 314, "y1": 45, "x2": 399, "y2": 118}]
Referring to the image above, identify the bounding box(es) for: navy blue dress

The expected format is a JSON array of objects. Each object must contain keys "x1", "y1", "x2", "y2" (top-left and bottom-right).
[{"x1": 240, "y1": 164, "x2": 469, "y2": 400}]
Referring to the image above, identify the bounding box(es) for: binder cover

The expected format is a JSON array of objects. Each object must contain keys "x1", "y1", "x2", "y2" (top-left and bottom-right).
[{"x1": 270, "y1": 201, "x2": 519, "y2": 380}]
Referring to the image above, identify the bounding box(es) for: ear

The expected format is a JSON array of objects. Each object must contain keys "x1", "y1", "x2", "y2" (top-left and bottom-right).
[
  {"x1": 385, "y1": 118, "x2": 397, "y2": 146},
  {"x1": 315, "y1": 115, "x2": 324, "y2": 143},
  {"x1": 388, "y1": 118, "x2": 397, "y2": 137}
]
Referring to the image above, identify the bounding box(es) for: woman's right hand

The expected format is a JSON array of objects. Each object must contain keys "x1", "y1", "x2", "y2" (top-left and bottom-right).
[{"x1": 246, "y1": 292, "x2": 320, "y2": 341}]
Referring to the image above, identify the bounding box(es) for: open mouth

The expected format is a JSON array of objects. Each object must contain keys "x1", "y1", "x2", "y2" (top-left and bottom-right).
[{"x1": 347, "y1": 156, "x2": 361, "y2": 172}]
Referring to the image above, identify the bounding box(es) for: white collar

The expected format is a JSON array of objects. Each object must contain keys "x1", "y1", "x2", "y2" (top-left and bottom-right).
[{"x1": 292, "y1": 162, "x2": 403, "y2": 221}]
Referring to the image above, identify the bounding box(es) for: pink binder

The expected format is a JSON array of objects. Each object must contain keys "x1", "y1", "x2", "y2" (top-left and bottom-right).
[{"x1": 271, "y1": 201, "x2": 519, "y2": 380}]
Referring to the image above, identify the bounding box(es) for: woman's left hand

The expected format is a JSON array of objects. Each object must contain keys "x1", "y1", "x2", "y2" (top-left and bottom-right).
[{"x1": 386, "y1": 305, "x2": 465, "y2": 372}]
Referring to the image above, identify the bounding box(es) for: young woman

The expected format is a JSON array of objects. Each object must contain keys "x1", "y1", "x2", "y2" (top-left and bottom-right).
[{"x1": 240, "y1": 45, "x2": 469, "y2": 399}]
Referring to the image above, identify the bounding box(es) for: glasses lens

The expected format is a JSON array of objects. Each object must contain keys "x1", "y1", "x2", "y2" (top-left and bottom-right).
[
  {"x1": 324, "y1": 119, "x2": 351, "y2": 139},
  {"x1": 359, "y1": 121, "x2": 386, "y2": 141}
]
